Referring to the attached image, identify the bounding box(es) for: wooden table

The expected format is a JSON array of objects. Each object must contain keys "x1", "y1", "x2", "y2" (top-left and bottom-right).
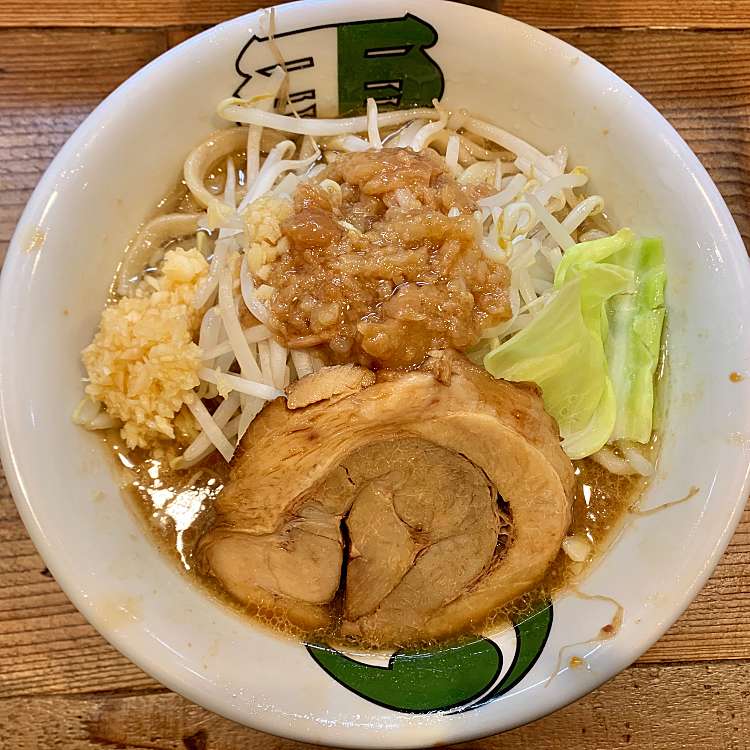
[{"x1": 1, "y1": 1, "x2": 750, "y2": 747}]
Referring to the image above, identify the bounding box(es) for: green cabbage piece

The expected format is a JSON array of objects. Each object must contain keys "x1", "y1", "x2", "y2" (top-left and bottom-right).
[
  {"x1": 605, "y1": 237, "x2": 666, "y2": 443},
  {"x1": 484, "y1": 228, "x2": 666, "y2": 459}
]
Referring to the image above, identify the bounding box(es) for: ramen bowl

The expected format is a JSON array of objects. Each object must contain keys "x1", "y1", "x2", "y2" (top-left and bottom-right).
[{"x1": 2, "y1": 0, "x2": 749, "y2": 746}]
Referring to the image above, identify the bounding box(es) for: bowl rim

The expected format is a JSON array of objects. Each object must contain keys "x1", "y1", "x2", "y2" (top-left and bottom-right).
[{"x1": 2, "y1": 0, "x2": 750, "y2": 745}]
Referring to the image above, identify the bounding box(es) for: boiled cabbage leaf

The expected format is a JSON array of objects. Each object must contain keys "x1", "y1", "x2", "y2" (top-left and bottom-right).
[
  {"x1": 605, "y1": 237, "x2": 666, "y2": 443},
  {"x1": 484, "y1": 228, "x2": 665, "y2": 459}
]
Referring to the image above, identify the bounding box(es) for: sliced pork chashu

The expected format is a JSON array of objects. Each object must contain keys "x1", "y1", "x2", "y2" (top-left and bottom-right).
[{"x1": 197, "y1": 352, "x2": 574, "y2": 644}]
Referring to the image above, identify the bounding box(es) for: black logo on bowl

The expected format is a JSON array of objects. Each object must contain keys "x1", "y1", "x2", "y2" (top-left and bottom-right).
[{"x1": 234, "y1": 13, "x2": 445, "y2": 116}]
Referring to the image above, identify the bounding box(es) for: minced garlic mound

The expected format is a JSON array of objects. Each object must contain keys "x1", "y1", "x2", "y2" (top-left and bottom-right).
[
  {"x1": 243, "y1": 196, "x2": 292, "y2": 277},
  {"x1": 82, "y1": 248, "x2": 208, "y2": 450}
]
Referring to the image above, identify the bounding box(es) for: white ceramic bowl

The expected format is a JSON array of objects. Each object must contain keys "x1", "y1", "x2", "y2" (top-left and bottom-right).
[{"x1": 2, "y1": 1, "x2": 750, "y2": 746}]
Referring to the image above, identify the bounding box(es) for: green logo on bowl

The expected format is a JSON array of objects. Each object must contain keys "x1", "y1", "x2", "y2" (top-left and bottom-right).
[
  {"x1": 235, "y1": 14, "x2": 445, "y2": 116},
  {"x1": 307, "y1": 604, "x2": 553, "y2": 714}
]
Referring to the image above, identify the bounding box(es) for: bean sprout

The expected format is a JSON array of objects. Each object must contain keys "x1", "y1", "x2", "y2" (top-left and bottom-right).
[
  {"x1": 198, "y1": 368, "x2": 283, "y2": 401},
  {"x1": 525, "y1": 194, "x2": 575, "y2": 249},
  {"x1": 562, "y1": 195, "x2": 605, "y2": 233},
  {"x1": 591, "y1": 446, "x2": 636, "y2": 475},
  {"x1": 410, "y1": 103, "x2": 449, "y2": 151},
  {"x1": 185, "y1": 393, "x2": 236, "y2": 463},
  {"x1": 366, "y1": 98, "x2": 383, "y2": 150},
  {"x1": 217, "y1": 259, "x2": 264, "y2": 382},
  {"x1": 461, "y1": 115, "x2": 560, "y2": 178},
  {"x1": 445, "y1": 134, "x2": 461, "y2": 176}
]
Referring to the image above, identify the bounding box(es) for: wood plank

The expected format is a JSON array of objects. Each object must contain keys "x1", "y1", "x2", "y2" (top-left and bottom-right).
[
  {"x1": 0, "y1": 28, "x2": 167, "y2": 264},
  {"x1": 0, "y1": 660, "x2": 748, "y2": 749},
  {"x1": 503, "y1": 0, "x2": 750, "y2": 29},
  {"x1": 0, "y1": 0, "x2": 274, "y2": 28},
  {"x1": 2, "y1": 0, "x2": 750, "y2": 30}
]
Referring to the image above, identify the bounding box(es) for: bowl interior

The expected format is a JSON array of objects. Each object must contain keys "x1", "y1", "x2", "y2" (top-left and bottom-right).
[{"x1": 2, "y1": 1, "x2": 750, "y2": 746}]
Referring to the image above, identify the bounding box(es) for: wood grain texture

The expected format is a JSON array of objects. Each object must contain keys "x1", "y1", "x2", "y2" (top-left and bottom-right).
[
  {"x1": 0, "y1": 0, "x2": 277, "y2": 28},
  {"x1": 503, "y1": 0, "x2": 750, "y2": 29},
  {"x1": 3, "y1": 0, "x2": 750, "y2": 30},
  {"x1": 0, "y1": 661, "x2": 748, "y2": 749},
  {"x1": 0, "y1": 29, "x2": 167, "y2": 263}
]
